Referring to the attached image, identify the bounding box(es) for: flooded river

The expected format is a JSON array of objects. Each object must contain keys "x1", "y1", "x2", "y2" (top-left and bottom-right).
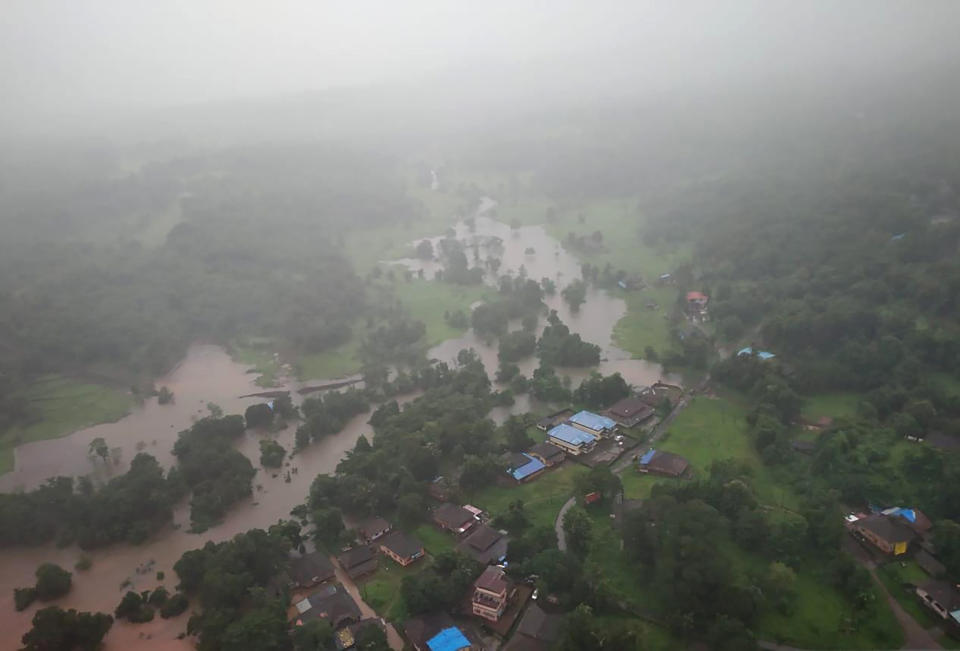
[{"x1": 0, "y1": 202, "x2": 677, "y2": 649}]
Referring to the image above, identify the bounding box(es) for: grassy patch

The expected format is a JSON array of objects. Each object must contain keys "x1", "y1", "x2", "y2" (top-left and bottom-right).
[
  {"x1": 586, "y1": 510, "x2": 664, "y2": 612},
  {"x1": 612, "y1": 287, "x2": 677, "y2": 358},
  {"x1": 413, "y1": 524, "x2": 456, "y2": 556},
  {"x1": 801, "y1": 393, "x2": 863, "y2": 422},
  {"x1": 297, "y1": 337, "x2": 365, "y2": 381},
  {"x1": 390, "y1": 280, "x2": 492, "y2": 347},
  {"x1": 755, "y1": 567, "x2": 903, "y2": 649},
  {"x1": 231, "y1": 339, "x2": 284, "y2": 387},
  {"x1": 361, "y1": 557, "x2": 427, "y2": 623},
  {"x1": 655, "y1": 395, "x2": 798, "y2": 508},
  {"x1": 0, "y1": 376, "x2": 135, "y2": 474},
  {"x1": 592, "y1": 614, "x2": 678, "y2": 651},
  {"x1": 467, "y1": 464, "x2": 588, "y2": 530}
]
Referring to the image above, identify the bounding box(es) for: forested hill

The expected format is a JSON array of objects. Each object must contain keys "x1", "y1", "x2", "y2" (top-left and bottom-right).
[{"x1": 0, "y1": 144, "x2": 417, "y2": 399}]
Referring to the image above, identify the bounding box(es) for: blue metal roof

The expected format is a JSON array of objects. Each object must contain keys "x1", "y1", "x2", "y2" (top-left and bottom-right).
[
  {"x1": 569, "y1": 410, "x2": 616, "y2": 432},
  {"x1": 427, "y1": 627, "x2": 471, "y2": 651},
  {"x1": 508, "y1": 453, "x2": 546, "y2": 481},
  {"x1": 548, "y1": 423, "x2": 597, "y2": 447},
  {"x1": 638, "y1": 449, "x2": 657, "y2": 465}
]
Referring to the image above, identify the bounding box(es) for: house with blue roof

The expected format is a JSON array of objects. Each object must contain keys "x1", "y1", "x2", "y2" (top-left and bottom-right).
[
  {"x1": 567, "y1": 410, "x2": 617, "y2": 438},
  {"x1": 503, "y1": 452, "x2": 546, "y2": 483},
  {"x1": 427, "y1": 626, "x2": 472, "y2": 651},
  {"x1": 547, "y1": 423, "x2": 597, "y2": 456}
]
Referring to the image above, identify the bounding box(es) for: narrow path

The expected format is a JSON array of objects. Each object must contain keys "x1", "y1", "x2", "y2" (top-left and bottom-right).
[
  {"x1": 330, "y1": 556, "x2": 405, "y2": 651},
  {"x1": 866, "y1": 565, "x2": 942, "y2": 650},
  {"x1": 555, "y1": 496, "x2": 576, "y2": 551}
]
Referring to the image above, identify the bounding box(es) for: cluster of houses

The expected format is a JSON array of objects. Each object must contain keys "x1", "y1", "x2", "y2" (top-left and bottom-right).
[{"x1": 846, "y1": 507, "x2": 960, "y2": 638}]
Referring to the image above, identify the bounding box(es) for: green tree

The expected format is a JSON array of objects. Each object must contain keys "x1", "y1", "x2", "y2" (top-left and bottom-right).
[
  {"x1": 763, "y1": 561, "x2": 797, "y2": 614},
  {"x1": 259, "y1": 439, "x2": 286, "y2": 468},
  {"x1": 159, "y1": 593, "x2": 189, "y2": 618},
  {"x1": 88, "y1": 437, "x2": 109, "y2": 463},
  {"x1": 245, "y1": 403, "x2": 274, "y2": 429},
  {"x1": 14, "y1": 586, "x2": 37, "y2": 611},
  {"x1": 292, "y1": 618, "x2": 334, "y2": 650},
  {"x1": 34, "y1": 563, "x2": 72, "y2": 600},
  {"x1": 220, "y1": 602, "x2": 291, "y2": 651},
  {"x1": 355, "y1": 623, "x2": 390, "y2": 651},
  {"x1": 563, "y1": 506, "x2": 593, "y2": 557},
  {"x1": 312, "y1": 507, "x2": 345, "y2": 549},
  {"x1": 21, "y1": 607, "x2": 113, "y2": 651},
  {"x1": 561, "y1": 280, "x2": 587, "y2": 311}
]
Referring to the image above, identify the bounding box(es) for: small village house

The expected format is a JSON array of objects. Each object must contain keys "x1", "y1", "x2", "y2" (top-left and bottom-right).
[
  {"x1": 457, "y1": 524, "x2": 509, "y2": 565},
  {"x1": 355, "y1": 516, "x2": 392, "y2": 543},
  {"x1": 849, "y1": 514, "x2": 916, "y2": 555},
  {"x1": 567, "y1": 410, "x2": 617, "y2": 438},
  {"x1": 432, "y1": 503, "x2": 478, "y2": 534},
  {"x1": 916, "y1": 579, "x2": 960, "y2": 634},
  {"x1": 546, "y1": 423, "x2": 597, "y2": 456},
  {"x1": 337, "y1": 545, "x2": 379, "y2": 580},
  {"x1": 288, "y1": 551, "x2": 335, "y2": 590},
  {"x1": 503, "y1": 603, "x2": 562, "y2": 651},
  {"x1": 526, "y1": 441, "x2": 565, "y2": 467},
  {"x1": 378, "y1": 531, "x2": 425, "y2": 567},
  {"x1": 471, "y1": 565, "x2": 515, "y2": 622},
  {"x1": 637, "y1": 449, "x2": 690, "y2": 478},
  {"x1": 503, "y1": 452, "x2": 546, "y2": 483},
  {"x1": 403, "y1": 613, "x2": 477, "y2": 651},
  {"x1": 604, "y1": 396, "x2": 655, "y2": 429},
  {"x1": 685, "y1": 291, "x2": 709, "y2": 312},
  {"x1": 290, "y1": 584, "x2": 362, "y2": 629}
]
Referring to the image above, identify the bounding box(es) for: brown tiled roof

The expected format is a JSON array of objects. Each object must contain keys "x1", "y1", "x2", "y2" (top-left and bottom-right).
[
  {"x1": 379, "y1": 531, "x2": 424, "y2": 560},
  {"x1": 474, "y1": 565, "x2": 509, "y2": 594},
  {"x1": 357, "y1": 516, "x2": 391, "y2": 537},
  {"x1": 338, "y1": 545, "x2": 376, "y2": 569},
  {"x1": 607, "y1": 397, "x2": 654, "y2": 419},
  {"x1": 857, "y1": 515, "x2": 915, "y2": 544},
  {"x1": 644, "y1": 451, "x2": 689, "y2": 477},
  {"x1": 464, "y1": 525, "x2": 502, "y2": 552},
  {"x1": 516, "y1": 604, "x2": 562, "y2": 642},
  {"x1": 915, "y1": 550, "x2": 946, "y2": 577},
  {"x1": 433, "y1": 503, "x2": 474, "y2": 529},
  {"x1": 528, "y1": 441, "x2": 564, "y2": 462},
  {"x1": 919, "y1": 579, "x2": 960, "y2": 611},
  {"x1": 289, "y1": 552, "x2": 334, "y2": 586}
]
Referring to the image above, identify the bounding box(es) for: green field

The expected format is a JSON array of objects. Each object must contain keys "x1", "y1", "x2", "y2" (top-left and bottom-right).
[
  {"x1": 467, "y1": 464, "x2": 588, "y2": 530},
  {"x1": 231, "y1": 338, "x2": 285, "y2": 387},
  {"x1": 755, "y1": 565, "x2": 903, "y2": 649},
  {"x1": 801, "y1": 392, "x2": 863, "y2": 422},
  {"x1": 390, "y1": 279, "x2": 492, "y2": 348},
  {"x1": 413, "y1": 523, "x2": 456, "y2": 556},
  {"x1": 297, "y1": 337, "x2": 366, "y2": 381},
  {"x1": 361, "y1": 554, "x2": 428, "y2": 623},
  {"x1": 0, "y1": 376, "x2": 135, "y2": 474},
  {"x1": 621, "y1": 395, "x2": 797, "y2": 508},
  {"x1": 612, "y1": 287, "x2": 677, "y2": 358}
]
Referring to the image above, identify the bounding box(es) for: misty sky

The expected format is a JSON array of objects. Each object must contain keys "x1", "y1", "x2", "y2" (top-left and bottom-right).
[{"x1": 3, "y1": 0, "x2": 960, "y2": 132}]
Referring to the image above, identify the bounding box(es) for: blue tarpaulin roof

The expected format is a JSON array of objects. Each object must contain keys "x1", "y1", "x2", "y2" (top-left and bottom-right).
[
  {"x1": 508, "y1": 453, "x2": 546, "y2": 481},
  {"x1": 427, "y1": 627, "x2": 471, "y2": 651},
  {"x1": 569, "y1": 410, "x2": 616, "y2": 432},
  {"x1": 638, "y1": 449, "x2": 657, "y2": 465},
  {"x1": 548, "y1": 423, "x2": 597, "y2": 447},
  {"x1": 737, "y1": 347, "x2": 775, "y2": 360}
]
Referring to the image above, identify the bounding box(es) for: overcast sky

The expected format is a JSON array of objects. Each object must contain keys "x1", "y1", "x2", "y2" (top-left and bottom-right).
[{"x1": 3, "y1": 0, "x2": 959, "y2": 133}]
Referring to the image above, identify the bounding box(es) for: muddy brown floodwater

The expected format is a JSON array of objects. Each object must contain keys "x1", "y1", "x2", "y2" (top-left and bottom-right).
[
  {"x1": 392, "y1": 206, "x2": 680, "y2": 389},
  {"x1": 0, "y1": 203, "x2": 679, "y2": 649},
  {"x1": 0, "y1": 345, "x2": 404, "y2": 650}
]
